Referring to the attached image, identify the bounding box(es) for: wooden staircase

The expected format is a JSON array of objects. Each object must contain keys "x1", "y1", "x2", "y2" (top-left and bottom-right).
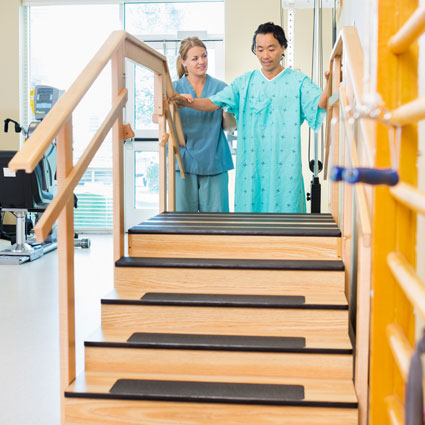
[{"x1": 64, "y1": 212, "x2": 358, "y2": 425}]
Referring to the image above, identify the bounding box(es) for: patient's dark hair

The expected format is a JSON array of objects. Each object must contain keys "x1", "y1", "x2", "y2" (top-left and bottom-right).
[{"x1": 251, "y1": 22, "x2": 288, "y2": 54}]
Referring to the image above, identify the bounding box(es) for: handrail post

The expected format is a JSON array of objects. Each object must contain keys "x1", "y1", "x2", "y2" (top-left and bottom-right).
[
  {"x1": 167, "y1": 120, "x2": 176, "y2": 211},
  {"x1": 155, "y1": 72, "x2": 167, "y2": 212},
  {"x1": 56, "y1": 117, "x2": 75, "y2": 425},
  {"x1": 112, "y1": 43, "x2": 125, "y2": 261},
  {"x1": 331, "y1": 56, "x2": 341, "y2": 223}
]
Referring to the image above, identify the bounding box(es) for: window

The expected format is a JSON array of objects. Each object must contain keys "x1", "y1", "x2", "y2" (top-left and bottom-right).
[
  {"x1": 28, "y1": 4, "x2": 122, "y2": 231},
  {"x1": 124, "y1": 2, "x2": 225, "y2": 136},
  {"x1": 27, "y1": 2, "x2": 225, "y2": 230},
  {"x1": 123, "y1": 2, "x2": 225, "y2": 227}
]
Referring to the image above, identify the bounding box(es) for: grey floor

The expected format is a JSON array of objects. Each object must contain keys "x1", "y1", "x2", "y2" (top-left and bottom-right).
[{"x1": 0, "y1": 234, "x2": 114, "y2": 425}]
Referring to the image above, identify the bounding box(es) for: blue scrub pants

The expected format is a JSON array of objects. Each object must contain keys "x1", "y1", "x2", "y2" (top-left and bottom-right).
[{"x1": 175, "y1": 171, "x2": 229, "y2": 212}]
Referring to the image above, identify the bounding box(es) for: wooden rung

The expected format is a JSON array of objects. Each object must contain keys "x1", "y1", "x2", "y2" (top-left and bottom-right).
[
  {"x1": 390, "y1": 182, "x2": 425, "y2": 216},
  {"x1": 387, "y1": 97, "x2": 425, "y2": 125},
  {"x1": 385, "y1": 395, "x2": 405, "y2": 425},
  {"x1": 386, "y1": 323, "x2": 413, "y2": 382},
  {"x1": 388, "y1": 5, "x2": 425, "y2": 54},
  {"x1": 387, "y1": 251, "x2": 425, "y2": 320}
]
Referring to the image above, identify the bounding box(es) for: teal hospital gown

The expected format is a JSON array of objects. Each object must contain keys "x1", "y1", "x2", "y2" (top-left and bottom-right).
[{"x1": 209, "y1": 68, "x2": 326, "y2": 213}]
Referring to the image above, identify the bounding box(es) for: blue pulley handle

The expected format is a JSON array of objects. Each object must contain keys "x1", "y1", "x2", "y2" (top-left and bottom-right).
[
  {"x1": 330, "y1": 166, "x2": 345, "y2": 182},
  {"x1": 342, "y1": 167, "x2": 399, "y2": 186}
]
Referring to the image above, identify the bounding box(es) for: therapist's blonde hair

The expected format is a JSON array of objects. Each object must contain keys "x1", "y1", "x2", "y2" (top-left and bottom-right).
[{"x1": 176, "y1": 37, "x2": 207, "y2": 79}]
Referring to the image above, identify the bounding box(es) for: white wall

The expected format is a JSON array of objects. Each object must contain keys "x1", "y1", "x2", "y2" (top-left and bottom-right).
[
  {"x1": 224, "y1": 0, "x2": 281, "y2": 82},
  {"x1": 0, "y1": 0, "x2": 21, "y2": 151}
]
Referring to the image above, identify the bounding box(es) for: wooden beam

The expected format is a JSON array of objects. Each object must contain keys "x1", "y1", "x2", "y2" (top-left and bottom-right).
[
  {"x1": 56, "y1": 117, "x2": 75, "y2": 425},
  {"x1": 387, "y1": 251, "x2": 425, "y2": 320},
  {"x1": 125, "y1": 39, "x2": 165, "y2": 75},
  {"x1": 8, "y1": 31, "x2": 126, "y2": 173},
  {"x1": 34, "y1": 89, "x2": 128, "y2": 241},
  {"x1": 386, "y1": 323, "x2": 413, "y2": 381},
  {"x1": 388, "y1": 4, "x2": 425, "y2": 54},
  {"x1": 385, "y1": 395, "x2": 405, "y2": 425},
  {"x1": 387, "y1": 96, "x2": 425, "y2": 125},
  {"x1": 112, "y1": 44, "x2": 125, "y2": 262},
  {"x1": 339, "y1": 87, "x2": 372, "y2": 245},
  {"x1": 390, "y1": 181, "x2": 425, "y2": 215}
]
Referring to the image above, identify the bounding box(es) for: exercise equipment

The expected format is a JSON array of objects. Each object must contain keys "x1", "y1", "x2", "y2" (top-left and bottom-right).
[
  {"x1": 330, "y1": 105, "x2": 401, "y2": 187},
  {"x1": 0, "y1": 85, "x2": 90, "y2": 265}
]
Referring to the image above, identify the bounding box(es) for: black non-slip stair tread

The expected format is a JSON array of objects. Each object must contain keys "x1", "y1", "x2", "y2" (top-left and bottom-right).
[
  {"x1": 154, "y1": 211, "x2": 332, "y2": 217},
  {"x1": 84, "y1": 331, "x2": 353, "y2": 354},
  {"x1": 109, "y1": 379, "x2": 304, "y2": 403},
  {"x1": 147, "y1": 217, "x2": 336, "y2": 223},
  {"x1": 129, "y1": 225, "x2": 341, "y2": 237},
  {"x1": 141, "y1": 293, "x2": 306, "y2": 306},
  {"x1": 115, "y1": 256, "x2": 345, "y2": 271},
  {"x1": 129, "y1": 212, "x2": 340, "y2": 236},
  {"x1": 145, "y1": 215, "x2": 336, "y2": 223},
  {"x1": 101, "y1": 292, "x2": 348, "y2": 310},
  {"x1": 65, "y1": 378, "x2": 358, "y2": 408}
]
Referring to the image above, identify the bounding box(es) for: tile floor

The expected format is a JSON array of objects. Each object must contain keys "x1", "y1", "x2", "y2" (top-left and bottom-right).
[{"x1": 0, "y1": 234, "x2": 114, "y2": 425}]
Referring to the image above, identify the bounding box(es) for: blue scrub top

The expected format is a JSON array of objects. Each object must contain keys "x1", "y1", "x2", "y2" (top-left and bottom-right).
[
  {"x1": 173, "y1": 75, "x2": 234, "y2": 176},
  {"x1": 209, "y1": 68, "x2": 326, "y2": 213}
]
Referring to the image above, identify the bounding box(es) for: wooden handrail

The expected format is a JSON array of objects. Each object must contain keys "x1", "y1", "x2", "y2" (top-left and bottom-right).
[
  {"x1": 386, "y1": 323, "x2": 413, "y2": 381},
  {"x1": 8, "y1": 30, "x2": 184, "y2": 174},
  {"x1": 34, "y1": 88, "x2": 128, "y2": 241},
  {"x1": 390, "y1": 182, "x2": 425, "y2": 215},
  {"x1": 387, "y1": 251, "x2": 425, "y2": 320},
  {"x1": 388, "y1": 4, "x2": 425, "y2": 54},
  {"x1": 9, "y1": 31, "x2": 125, "y2": 173},
  {"x1": 8, "y1": 29, "x2": 185, "y2": 241},
  {"x1": 385, "y1": 395, "x2": 405, "y2": 425},
  {"x1": 339, "y1": 87, "x2": 372, "y2": 244},
  {"x1": 387, "y1": 97, "x2": 425, "y2": 125},
  {"x1": 326, "y1": 27, "x2": 375, "y2": 173}
]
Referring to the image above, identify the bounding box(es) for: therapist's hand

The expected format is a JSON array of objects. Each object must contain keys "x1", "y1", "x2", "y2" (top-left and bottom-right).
[{"x1": 170, "y1": 93, "x2": 193, "y2": 107}]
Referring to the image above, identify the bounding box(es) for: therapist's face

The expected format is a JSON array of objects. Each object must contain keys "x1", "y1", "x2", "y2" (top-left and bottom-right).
[
  {"x1": 182, "y1": 46, "x2": 208, "y2": 78},
  {"x1": 255, "y1": 33, "x2": 286, "y2": 74}
]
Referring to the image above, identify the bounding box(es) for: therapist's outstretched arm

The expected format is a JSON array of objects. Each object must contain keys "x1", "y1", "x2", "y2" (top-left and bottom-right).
[{"x1": 171, "y1": 93, "x2": 220, "y2": 112}]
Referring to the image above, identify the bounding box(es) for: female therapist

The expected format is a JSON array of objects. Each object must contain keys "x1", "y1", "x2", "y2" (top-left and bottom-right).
[{"x1": 173, "y1": 37, "x2": 236, "y2": 212}]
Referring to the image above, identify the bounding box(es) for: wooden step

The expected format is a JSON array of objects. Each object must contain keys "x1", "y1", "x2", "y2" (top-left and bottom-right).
[
  {"x1": 101, "y1": 292, "x2": 349, "y2": 338},
  {"x1": 114, "y1": 257, "x2": 346, "y2": 299},
  {"x1": 65, "y1": 372, "x2": 358, "y2": 425},
  {"x1": 112, "y1": 286, "x2": 348, "y2": 307},
  {"x1": 84, "y1": 329, "x2": 353, "y2": 380},
  {"x1": 105, "y1": 290, "x2": 348, "y2": 309},
  {"x1": 128, "y1": 212, "x2": 341, "y2": 260}
]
